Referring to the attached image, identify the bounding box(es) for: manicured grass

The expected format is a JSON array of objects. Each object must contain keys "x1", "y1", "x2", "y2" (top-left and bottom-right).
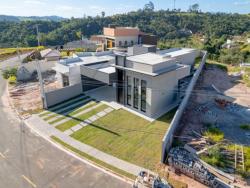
[
  {"x1": 203, "y1": 127, "x2": 224, "y2": 142},
  {"x1": 48, "y1": 101, "x2": 97, "y2": 125},
  {"x1": 43, "y1": 99, "x2": 95, "y2": 122},
  {"x1": 51, "y1": 136, "x2": 136, "y2": 180},
  {"x1": 55, "y1": 104, "x2": 108, "y2": 131},
  {"x1": 240, "y1": 124, "x2": 250, "y2": 130},
  {"x1": 71, "y1": 108, "x2": 176, "y2": 171}
]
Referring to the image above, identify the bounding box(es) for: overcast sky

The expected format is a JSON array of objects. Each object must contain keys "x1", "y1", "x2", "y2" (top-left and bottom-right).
[{"x1": 0, "y1": 0, "x2": 249, "y2": 18}]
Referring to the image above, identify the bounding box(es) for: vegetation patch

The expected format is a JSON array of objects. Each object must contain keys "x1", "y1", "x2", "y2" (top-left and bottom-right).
[
  {"x1": 203, "y1": 127, "x2": 224, "y2": 142},
  {"x1": 201, "y1": 146, "x2": 227, "y2": 168},
  {"x1": 2, "y1": 67, "x2": 17, "y2": 79},
  {"x1": 71, "y1": 108, "x2": 176, "y2": 171},
  {"x1": 206, "y1": 60, "x2": 228, "y2": 71},
  {"x1": 240, "y1": 124, "x2": 250, "y2": 130}
]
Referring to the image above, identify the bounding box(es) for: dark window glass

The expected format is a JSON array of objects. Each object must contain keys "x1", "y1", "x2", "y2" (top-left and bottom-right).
[
  {"x1": 141, "y1": 80, "x2": 147, "y2": 112},
  {"x1": 127, "y1": 76, "x2": 132, "y2": 106},
  {"x1": 133, "y1": 78, "x2": 139, "y2": 109}
]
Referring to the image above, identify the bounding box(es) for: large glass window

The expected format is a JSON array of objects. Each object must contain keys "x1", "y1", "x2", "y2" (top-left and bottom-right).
[
  {"x1": 133, "y1": 78, "x2": 139, "y2": 109},
  {"x1": 127, "y1": 76, "x2": 132, "y2": 106},
  {"x1": 141, "y1": 80, "x2": 147, "y2": 112}
]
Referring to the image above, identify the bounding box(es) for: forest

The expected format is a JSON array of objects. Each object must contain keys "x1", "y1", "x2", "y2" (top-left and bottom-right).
[{"x1": 0, "y1": 2, "x2": 249, "y2": 63}]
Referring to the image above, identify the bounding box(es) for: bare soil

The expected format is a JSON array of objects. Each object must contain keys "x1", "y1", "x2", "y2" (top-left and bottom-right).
[{"x1": 8, "y1": 72, "x2": 60, "y2": 117}]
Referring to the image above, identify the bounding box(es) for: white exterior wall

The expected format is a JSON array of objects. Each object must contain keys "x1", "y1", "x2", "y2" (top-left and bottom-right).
[
  {"x1": 114, "y1": 36, "x2": 138, "y2": 47},
  {"x1": 69, "y1": 65, "x2": 81, "y2": 85},
  {"x1": 22, "y1": 60, "x2": 56, "y2": 73}
]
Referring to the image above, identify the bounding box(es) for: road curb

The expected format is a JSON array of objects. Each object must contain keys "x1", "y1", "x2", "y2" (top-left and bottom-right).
[{"x1": 24, "y1": 119, "x2": 134, "y2": 185}]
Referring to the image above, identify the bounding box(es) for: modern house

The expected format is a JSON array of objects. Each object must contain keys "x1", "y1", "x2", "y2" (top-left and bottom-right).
[
  {"x1": 53, "y1": 46, "x2": 199, "y2": 119},
  {"x1": 90, "y1": 25, "x2": 157, "y2": 51}
]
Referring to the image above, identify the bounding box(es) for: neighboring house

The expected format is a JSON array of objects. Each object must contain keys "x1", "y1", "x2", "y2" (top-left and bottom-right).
[
  {"x1": 90, "y1": 25, "x2": 157, "y2": 51},
  {"x1": 53, "y1": 45, "x2": 199, "y2": 119},
  {"x1": 63, "y1": 38, "x2": 97, "y2": 50},
  {"x1": 40, "y1": 49, "x2": 60, "y2": 61}
]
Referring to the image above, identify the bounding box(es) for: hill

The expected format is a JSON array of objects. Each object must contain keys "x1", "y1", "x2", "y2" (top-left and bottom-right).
[
  {"x1": 0, "y1": 15, "x2": 67, "y2": 22},
  {"x1": 0, "y1": 10, "x2": 249, "y2": 48}
]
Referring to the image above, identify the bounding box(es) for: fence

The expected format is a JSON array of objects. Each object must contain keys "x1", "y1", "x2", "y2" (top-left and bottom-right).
[{"x1": 161, "y1": 51, "x2": 207, "y2": 163}]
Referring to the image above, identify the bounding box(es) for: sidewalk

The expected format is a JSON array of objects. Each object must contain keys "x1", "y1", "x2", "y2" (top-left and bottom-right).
[{"x1": 25, "y1": 114, "x2": 153, "y2": 176}]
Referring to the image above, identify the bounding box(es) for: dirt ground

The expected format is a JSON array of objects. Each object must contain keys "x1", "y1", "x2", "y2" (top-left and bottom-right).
[
  {"x1": 174, "y1": 64, "x2": 250, "y2": 187},
  {"x1": 178, "y1": 64, "x2": 250, "y2": 148},
  {"x1": 8, "y1": 71, "x2": 60, "y2": 117}
]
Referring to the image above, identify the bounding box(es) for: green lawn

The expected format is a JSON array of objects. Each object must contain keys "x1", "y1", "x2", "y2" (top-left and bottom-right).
[
  {"x1": 71, "y1": 108, "x2": 176, "y2": 171},
  {"x1": 47, "y1": 101, "x2": 98, "y2": 124},
  {"x1": 55, "y1": 104, "x2": 109, "y2": 131}
]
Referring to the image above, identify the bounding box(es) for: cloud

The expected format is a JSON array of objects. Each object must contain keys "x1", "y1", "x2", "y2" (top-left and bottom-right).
[
  {"x1": 24, "y1": 0, "x2": 46, "y2": 5},
  {"x1": 234, "y1": 0, "x2": 250, "y2": 5},
  {"x1": 55, "y1": 5, "x2": 81, "y2": 12}
]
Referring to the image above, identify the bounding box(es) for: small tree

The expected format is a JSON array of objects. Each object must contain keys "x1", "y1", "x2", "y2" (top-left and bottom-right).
[
  {"x1": 101, "y1": 11, "x2": 105, "y2": 18},
  {"x1": 144, "y1": 1, "x2": 155, "y2": 11},
  {"x1": 188, "y1": 3, "x2": 199, "y2": 12}
]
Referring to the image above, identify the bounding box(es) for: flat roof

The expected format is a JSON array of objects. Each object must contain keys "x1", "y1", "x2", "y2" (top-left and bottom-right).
[
  {"x1": 157, "y1": 48, "x2": 196, "y2": 57},
  {"x1": 127, "y1": 53, "x2": 173, "y2": 65},
  {"x1": 60, "y1": 54, "x2": 114, "y2": 67}
]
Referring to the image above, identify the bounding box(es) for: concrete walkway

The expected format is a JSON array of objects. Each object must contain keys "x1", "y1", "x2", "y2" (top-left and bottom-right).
[
  {"x1": 49, "y1": 102, "x2": 103, "y2": 126},
  {"x1": 25, "y1": 115, "x2": 152, "y2": 176},
  {"x1": 63, "y1": 107, "x2": 114, "y2": 135}
]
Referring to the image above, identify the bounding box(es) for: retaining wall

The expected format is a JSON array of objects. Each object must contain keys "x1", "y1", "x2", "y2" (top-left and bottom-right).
[
  {"x1": 161, "y1": 51, "x2": 207, "y2": 163},
  {"x1": 45, "y1": 83, "x2": 83, "y2": 107}
]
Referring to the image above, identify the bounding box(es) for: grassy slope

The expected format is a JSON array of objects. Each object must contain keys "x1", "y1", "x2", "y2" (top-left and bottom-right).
[
  {"x1": 71, "y1": 108, "x2": 176, "y2": 171},
  {"x1": 55, "y1": 104, "x2": 108, "y2": 131}
]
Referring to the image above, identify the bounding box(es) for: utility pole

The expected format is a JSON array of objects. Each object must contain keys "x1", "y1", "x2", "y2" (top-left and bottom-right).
[
  {"x1": 17, "y1": 46, "x2": 21, "y2": 63},
  {"x1": 36, "y1": 24, "x2": 40, "y2": 47},
  {"x1": 36, "y1": 58, "x2": 47, "y2": 109},
  {"x1": 173, "y1": 0, "x2": 176, "y2": 10}
]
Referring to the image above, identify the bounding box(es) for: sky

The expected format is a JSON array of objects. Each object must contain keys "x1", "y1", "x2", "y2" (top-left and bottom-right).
[{"x1": 0, "y1": 0, "x2": 249, "y2": 18}]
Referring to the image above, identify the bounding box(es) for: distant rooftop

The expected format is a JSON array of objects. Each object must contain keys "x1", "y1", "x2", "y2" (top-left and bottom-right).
[
  {"x1": 157, "y1": 48, "x2": 196, "y2": 57},
  {"x1": 127, "y1": 53, "x2": 174, "y2": 65}
]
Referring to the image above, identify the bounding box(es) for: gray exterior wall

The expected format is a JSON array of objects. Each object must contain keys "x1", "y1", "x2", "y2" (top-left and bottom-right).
[
  {"x1": 124, "y1": 69, "x2": 179, "y2": 118},
  {"x1": 150, "y1": 71, "x2": 178, "y2": 118},
  {"x1": 45, "y1": 83, "x2": 83, "y2": 107}
]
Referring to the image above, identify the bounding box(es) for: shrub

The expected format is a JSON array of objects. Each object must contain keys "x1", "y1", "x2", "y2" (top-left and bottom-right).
[
  {"x1": 204, "y1": 127, "x2": 224, "y2": 142},
  {"x1": 2, "y1": 67, "x2": 17, "y2": 79},
  {"x1": 240, "y1": 124, "x2": 250, "y2": 130},
  {"x1": 8, "y1": 76, "x2": 17, "y2": 85},
  {"x1": 201, "y1": 146, "x2": 226, "y2": 168}
]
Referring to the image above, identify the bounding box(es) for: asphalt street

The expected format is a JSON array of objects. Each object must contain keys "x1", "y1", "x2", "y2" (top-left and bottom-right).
[{"x1": 0, "y1": 57, "x2": 131, "y2": 188}]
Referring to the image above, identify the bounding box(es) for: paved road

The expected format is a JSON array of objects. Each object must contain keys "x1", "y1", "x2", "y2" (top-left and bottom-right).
[
  {"x1": 0, "y1": 52, "x2": 31, "y2": 70},
  {"x1": 0, "y1": 58, "x2": 131, "y2": 188}
]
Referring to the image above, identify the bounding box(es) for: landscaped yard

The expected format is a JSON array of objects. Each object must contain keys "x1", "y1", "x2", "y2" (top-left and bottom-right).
[
  {"x1": 70, "y1": 108, "x2": 176, "y2": 171},
  {"x1": 55, "y1": 104, "x2": 109, "y2": 131}
]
